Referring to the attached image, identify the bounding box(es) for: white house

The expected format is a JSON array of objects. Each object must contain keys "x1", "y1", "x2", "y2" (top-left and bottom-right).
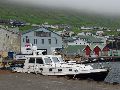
[
  {"x1": 96, "y1": 31, "x2": 104, "y2": 36},
  {"x1": 68, "y1": 38, "x2": 89, "y2": 45},
  {"x1": 81, "y1": 26, "x2": 93, "y2": 30}
]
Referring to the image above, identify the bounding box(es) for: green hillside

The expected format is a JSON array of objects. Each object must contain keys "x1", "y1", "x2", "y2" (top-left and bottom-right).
[{"x1": 1, "y1": 1, "x2": 120, "y2": 31}]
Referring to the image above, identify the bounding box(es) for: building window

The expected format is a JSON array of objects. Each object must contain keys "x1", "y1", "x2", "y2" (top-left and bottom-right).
[
  {"x1": 36, "y1": 39, "x2": 37, "y2": 44},
  {"x1": 26, "y1": 38, "x2": 29, "y2": 43},
  {"x1": 26, "y1": 36, "x2": 28, "y2": 38},
  {"x1": 34, "y1": 39, "x2": 35, "y2": 44},
  {"x1": 34, "y1": 31, "x2": 51, "y2": 37},
  {"x1": 34, "y1": 39, "x2": 37, "y2": 44},
  {"x1": 42, "y1": 39, "x2": 44, "y2": 44},
  {"x1": 56, "y1": 39, "x2": 57, "y2": 44},
  {"x1": 48, "y1": 39, "x2": 51, "y2": 44},
  {"x1": 26, "y1": 36, "x2": 29, "y2": 43}
]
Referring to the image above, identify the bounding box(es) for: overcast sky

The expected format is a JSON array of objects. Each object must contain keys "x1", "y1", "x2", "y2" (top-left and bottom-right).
[{"x1": 6, "y1": 0, "x2": 120, "y2": 16}]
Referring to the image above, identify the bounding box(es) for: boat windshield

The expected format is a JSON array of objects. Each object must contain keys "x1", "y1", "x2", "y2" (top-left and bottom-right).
[
  {"x1": 52, "y1": 57, "x2": 60, "y2": 63},
  {"x1": 44, "y1": 58, "x2": 52, "y2": 64},
  {"x1": 58, "y1": 57, "x2": 64, "y2": 62}
]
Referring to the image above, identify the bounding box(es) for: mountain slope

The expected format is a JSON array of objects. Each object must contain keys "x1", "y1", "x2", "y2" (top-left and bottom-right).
[{"x1": 0, "y1": 1, "x2": 120, "y2": 29}]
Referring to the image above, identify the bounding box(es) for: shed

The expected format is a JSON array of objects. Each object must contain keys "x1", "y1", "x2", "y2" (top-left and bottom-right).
[
  {"x1": 93, "y1": 46, "x2": 101, "y2": 56},
  {"x1": 83, "y1": 45, "x2": 91, "y2": 57},
  {"x1": 102, "y1": 45, "x2": 110, "y2": 56}
]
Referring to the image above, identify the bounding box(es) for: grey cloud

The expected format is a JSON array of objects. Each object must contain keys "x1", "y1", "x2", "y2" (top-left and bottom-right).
[{"x1": 6, "y1": 0, "x2": 120, "y2": 15}]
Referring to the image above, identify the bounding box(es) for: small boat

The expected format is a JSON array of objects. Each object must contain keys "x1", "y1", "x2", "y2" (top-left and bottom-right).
[{"x1": 12, "y1": 46, "x2": 109, "y2": 80}]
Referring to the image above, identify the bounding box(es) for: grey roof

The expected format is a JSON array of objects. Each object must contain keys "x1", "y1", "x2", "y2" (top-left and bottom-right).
[
  {"x1": 78, "y1": 35, "x2": 103, "y2": 43},
  {"x1": 63, "y1": 37, "x2": 76, "y2": 43},
  {"x1": 21, "y1": 26, "x2": 62, "y2": 37}
]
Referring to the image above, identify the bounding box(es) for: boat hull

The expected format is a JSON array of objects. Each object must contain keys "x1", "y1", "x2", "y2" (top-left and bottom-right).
[{"x1": 71, "y1": 70, "x2": 109, "y2": 81}]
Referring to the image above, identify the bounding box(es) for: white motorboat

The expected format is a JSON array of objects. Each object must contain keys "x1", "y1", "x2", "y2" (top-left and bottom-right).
[
  {"x1": 47, "y1": 55, "x2": 109, "y2": 80},
  {"x1": 12, "y1": 46, "x2": 108, "y2": 80}
]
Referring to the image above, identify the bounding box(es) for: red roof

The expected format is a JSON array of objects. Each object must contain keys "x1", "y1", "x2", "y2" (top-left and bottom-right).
[
  {"x1": 93, "y1": 46, "x2": 101, "y2": 52},
  {"x1": 83, "y1": 45, "x2": 91, "y2": 51},
  {"x1": 84, "y1": 45, "x2": 91, "y2": 56}
]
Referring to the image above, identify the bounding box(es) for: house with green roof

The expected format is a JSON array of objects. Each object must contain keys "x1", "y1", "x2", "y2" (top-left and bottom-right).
[
  {"x1": 63, "y1": 45, "x2": 86, "y2": 56},
  {"x1": 64, "y1": 35, "x2": 105, "y2": 47},
  {"x1": 64, "y1": 44, "x2": 120, "y2": 58},
  {"x1": 78, "y1": 35, "x2": 104, "y2": 45}
]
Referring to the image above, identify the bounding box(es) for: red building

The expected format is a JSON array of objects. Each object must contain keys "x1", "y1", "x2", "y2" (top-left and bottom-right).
[
  {"x1": 93, "y1": 46, "x2": 101, "y2": 56},
  {"x1": 102, "y1": 45, "x2": 110, "y2": 56},
  {"x1": 83, "y1": 45, "x2": 91, "y2": 57}
]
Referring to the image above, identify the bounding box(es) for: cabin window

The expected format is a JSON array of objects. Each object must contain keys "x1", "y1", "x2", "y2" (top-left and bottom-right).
[
  {"x1": 29, "y1": 58, "x2": 35, "y2": 63},
  {"x1": 58, "y1": 57, "x2": 64, "y2": 62},
  {"x1": 42, "y1": 39, "x2": 44, "y2": 44},
  {"x1": 48, "y1": 39, "x2": 51, "y2": 44},
  {"x1": 69, "y1": 69, "x2": 72, "y2": 71},
  {"x1": 44, "y1": 58, "x2": 52, "y2": 64},
  {"x1": 52, "y1": 57, "x2": 59, "y2": 63},
  {"x1": 26, "y1": 48, "x2": 31, "y2": 50},
  {"x1": 36, "y1": 58, "x2": 44, "y2": 64}
]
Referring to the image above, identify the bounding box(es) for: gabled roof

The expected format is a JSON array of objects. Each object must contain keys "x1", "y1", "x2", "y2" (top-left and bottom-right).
[
  {"x1": 21, "y1": 26, "x2": 62, "y2": 37},
  {"x1": 63, "y1": 45, "x2": 86, "y2": 55},
  {"x1": 89, "y1": 45, "x2": 105, "y2": 51},
  {"x1": 63, "y1": 37, "x2": 76, "y2": 43},
  {"x1": 102, "y1": 45, "x2": 110, "y2": 51},
  {"x1": 63, "y1": 44, "x2": 107, "y2": 55},
  {"x1": 21, "y1": 26, "x2": 40, "y2": 35},
  {"x1": 78, "y1": 35, "x2": 103, "y2": 43},
  {"x1": 93, "y1": 46, "x2": 101, "y2": 51},
  {"x1": 83, "y1": 45, "x2": 91, "y2": 51}
]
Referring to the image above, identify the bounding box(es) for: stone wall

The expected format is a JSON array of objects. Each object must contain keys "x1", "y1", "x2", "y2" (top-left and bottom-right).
[{"x1": 0, "y1": 27, "x2": 20, "y2": 53}]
